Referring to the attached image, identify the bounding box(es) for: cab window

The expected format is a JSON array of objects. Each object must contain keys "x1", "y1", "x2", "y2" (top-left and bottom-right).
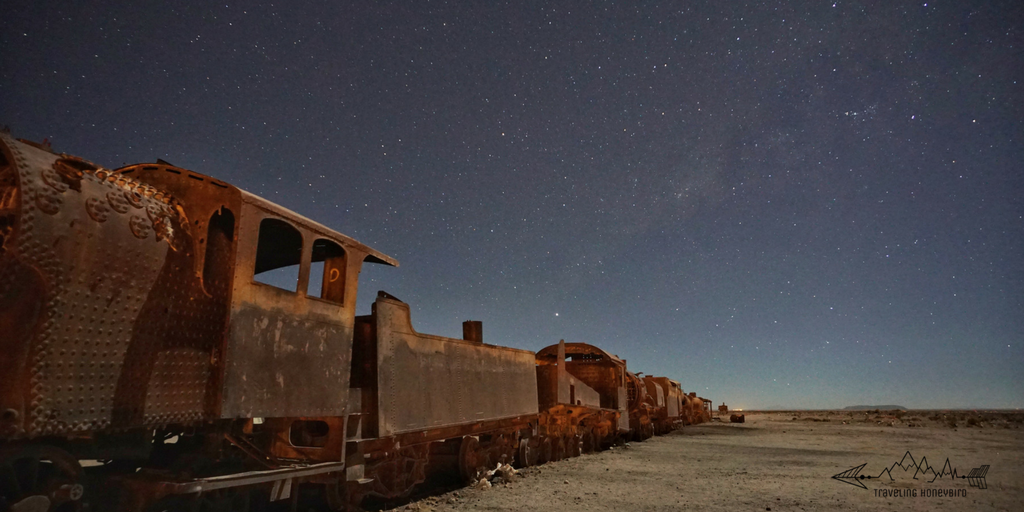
[
  {"x1": 253, "y1": 218, "x2": 303, "y2": 292},
  {"x1": 307, "y1": 238, "x2": 346, "y2": 303}
]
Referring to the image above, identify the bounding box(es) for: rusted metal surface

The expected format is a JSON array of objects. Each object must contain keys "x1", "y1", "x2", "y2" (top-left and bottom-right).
[
  {"x1": 536, "y1": 341, "x2": 601, "y2": 410},
  {"x1": 533, "y1": 341, "x2": 612, "y2": 453},
  {"x1": 0, "y1": 134, "x2": 218, "y2": 437},
  {"x1": 644, "y1": 376, "x2": 685, "y2": 434},
  {"x1": 373, "y1": 294, "x2": 538, "y2": 437},
  {"x1": 536, "y1": 342, "x2": 630, "y2": 433},
  {"x1": 0, "y1": 134, "x2": 404, "y2": 510},
  {"x1": 642, "y1": 377, "x2": 666, "y2": 409},
  {"x1": 685, "y1": 393, "x2": 696, "y2": 423},
  {"x1": 701, "y1": 397, "x2": 713, "y2": 422},
  {"x1": 220, "y1": 192, "x2": 395, "y2": 419},
  {"x1": 363, "y1": 443, "x2": 430, "y2": 499},
  {"x1": 624, "y1": 371, "x2": 654, "y2": 439},
  {"x1": 462, "y1": 320, "x2": 483, "y2": 343},
  {"x1": 662, "y1": 379, "x2": 683, "y2": 419},
  {"x1": 682, "y1": 393, "x2": 703, "y2": 425},
  {"x1": 0, "y1": 133, "x2": 399, "y2": 439},
  {"x1": 1, "y1": 133, "x2": 723, "y2": 511},
  {"x1": 730, "y1": 413, "x2": 745, "y2": 423},
  {"x1": 261, "y1": 416, "x2": 346, "y2": 461},
  {"x1": 115, "y1": 461, "x2": 348, "y2": 511}
]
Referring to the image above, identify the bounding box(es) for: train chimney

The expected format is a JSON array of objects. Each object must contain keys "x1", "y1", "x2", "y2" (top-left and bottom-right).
[{"x1": 462, "y1": 321, "x2": 483, "y2": 343}]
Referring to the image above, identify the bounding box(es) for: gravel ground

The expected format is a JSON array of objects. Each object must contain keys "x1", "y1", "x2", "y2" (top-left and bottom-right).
[{"x1": 385, "y1": 411, "x2": 1023, "y2": 512}]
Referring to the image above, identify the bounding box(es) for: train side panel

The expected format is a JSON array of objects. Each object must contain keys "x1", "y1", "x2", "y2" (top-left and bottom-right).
[
  {"x1": 0, "y1": 135, "x2": 224, "y2": 437},
  {"x1": 374, "y1": 296, "x2": 538, "y2": 437},
  {"x1": 221, "y1": 197, "x2": 354, "y2": 419}
]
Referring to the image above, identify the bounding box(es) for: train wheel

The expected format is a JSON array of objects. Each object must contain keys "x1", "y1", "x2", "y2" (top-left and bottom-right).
[
  {"x1": 516, "y1": 440, "x2": 535, "y2": 468},
  {"x1": 500, "y1": 434, "x2": 518, "y2": 466},
  {"x1": 551, "y1": 438, "x2": 565, "y2": 462},
  {"x1": 0, "y1": 445, "x2": 84, "y2": 512},
  {"x1": 364, "y1": 445, "x2": 429, "y2": 500},
  {"x1": 630, "y1": 427, "x2": 642, "y2": 443},
  {"x1": 536, "y1": 438, "x2": 552, "y2": 465},
  {"x1": 567, "y1": 435, "x2": 582, "y2": 458},
  {"x1": 458, "y1": 437, "x2": 484, "y2": 482},
  {"x1": 325, "y1": 481, "x2": 363, "y2": 512},
  {"x1": 581, "y1": 431, "x2": 597, "y2": 454}
]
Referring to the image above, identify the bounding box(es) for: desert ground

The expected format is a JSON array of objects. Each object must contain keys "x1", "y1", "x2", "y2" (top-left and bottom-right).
[{"x1": 381, "y1": 410, "x2": 1023, "y2": 512}]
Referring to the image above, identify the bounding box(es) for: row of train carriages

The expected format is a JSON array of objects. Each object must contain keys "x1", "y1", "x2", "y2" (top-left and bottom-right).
[{"x1": 0, "y1": 133, "x2": 713, "y2": 512}]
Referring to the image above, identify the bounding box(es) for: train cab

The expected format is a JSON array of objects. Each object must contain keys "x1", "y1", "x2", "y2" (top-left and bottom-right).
[{"x1": 115, "y1": 162, "x2": 398, "y2": 422}]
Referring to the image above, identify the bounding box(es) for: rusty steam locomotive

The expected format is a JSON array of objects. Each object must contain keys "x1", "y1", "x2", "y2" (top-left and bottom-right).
[{"x1": 0, "y1": 133, "x2": 713, "y2": 512}]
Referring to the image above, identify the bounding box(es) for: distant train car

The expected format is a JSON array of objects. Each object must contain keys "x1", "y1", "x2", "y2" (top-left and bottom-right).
[
  {"x1": 643, "y1": 376, "x2": 684, "y2": 435},
  {"x1": 681, "y1": 392, "x2": 712, "y2": 425},
  {"x1": 0, "y1": 133, "x2": 714, "y2": 512},
  {"x1": 534, "y1": 341, "x2": 629, "y2": 459},
  {"x1": 623, "y1": 371, "x2": 655, "y2": 441},
  {"x1": 699, "y1": 397, "x2": 713, "y2": 423}
]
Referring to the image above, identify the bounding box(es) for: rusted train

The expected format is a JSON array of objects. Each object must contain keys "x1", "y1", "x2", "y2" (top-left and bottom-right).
[{"x1": 0, "y1": 133, "x2": 713, "y2": 512}]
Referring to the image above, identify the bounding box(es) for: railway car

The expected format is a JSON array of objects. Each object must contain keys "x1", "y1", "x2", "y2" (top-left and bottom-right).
[
  {"x1": 699, "y1": 397, "x2": 713, "y2": 423},
  {"x1": 642, "y1": 376, "x2": 684, "y2": 435},
  {"x1": 681, "y1": 392, "x2": 713, "y2": 425},
  {"x1": 344, "y1": 292, "x2": 538, "y2": 500},
  {"x1": 0, "y1": 133, "x2": 713, "y2": 512},
  {"x1": 534, "y1": 341, "x2": 630, "y2": 459},
  {"x1": 0, "y1": 132, "x2": 408, "y2": 511}
]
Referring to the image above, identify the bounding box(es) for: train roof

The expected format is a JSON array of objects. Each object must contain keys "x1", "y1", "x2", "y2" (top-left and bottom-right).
[
  {"x1": 240, "y1": 189, "x2": 397, "y2": 267},
  {"x1": 536, "y1": 342, "x2": 625, "y2": 366},
  {"x1": 116, "y1": 161, "x2": 397, "y2": 267}
]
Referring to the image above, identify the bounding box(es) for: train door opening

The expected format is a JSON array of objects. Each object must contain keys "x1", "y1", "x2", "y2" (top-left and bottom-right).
[{"x1": 202, "y1": 207, "x2": 235, "y2": 297}]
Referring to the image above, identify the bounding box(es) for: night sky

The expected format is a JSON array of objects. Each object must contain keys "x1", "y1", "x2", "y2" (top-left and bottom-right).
[{"x1": 3, "y1": 1, "x2": 1021, "y2": 409}]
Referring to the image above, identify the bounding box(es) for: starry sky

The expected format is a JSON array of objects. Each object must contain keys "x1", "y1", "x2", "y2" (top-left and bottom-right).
[{"x1": 3, "y1": 1, "x2": 1021, "y2": 409}]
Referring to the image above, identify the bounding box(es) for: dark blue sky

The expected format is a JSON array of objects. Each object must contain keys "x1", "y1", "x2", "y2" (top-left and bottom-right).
[{"x1": 3, "y1": 1, "x2": 1021, "y2": 409}]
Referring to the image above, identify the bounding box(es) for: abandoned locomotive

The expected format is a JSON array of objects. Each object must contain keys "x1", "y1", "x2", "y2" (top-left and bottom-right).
[{"x1": 0, "y1": 134, "x2": 712, "y2": 512}]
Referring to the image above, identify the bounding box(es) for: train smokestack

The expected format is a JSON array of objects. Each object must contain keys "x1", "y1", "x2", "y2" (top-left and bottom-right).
[{"x1": 462, "y1": 320, "x2": 482, "y2": 343}]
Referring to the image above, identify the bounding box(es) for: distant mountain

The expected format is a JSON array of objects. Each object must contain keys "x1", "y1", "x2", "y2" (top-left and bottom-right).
[{"x1": 844, "y1": 405, "x2": 907, "y2": 411}]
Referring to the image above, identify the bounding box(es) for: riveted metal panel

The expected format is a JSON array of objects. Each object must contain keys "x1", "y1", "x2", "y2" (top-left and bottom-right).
[
  {"x1": 375, "y1": 297, "x2": 538, "y2": 437},
  {"x1": 1, "y1": 135, "x2": 398, "y2": 439},
  {"x1": 0, "y1": 135, "x2": 228, "y2": 438}
]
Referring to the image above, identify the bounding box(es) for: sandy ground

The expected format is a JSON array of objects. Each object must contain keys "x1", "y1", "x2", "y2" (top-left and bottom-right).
[{"x1": 388, "y1": 411, "x2": 1023, "y2": 512}]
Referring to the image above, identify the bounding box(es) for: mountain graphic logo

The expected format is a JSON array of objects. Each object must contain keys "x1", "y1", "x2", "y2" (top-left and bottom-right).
[{"x1": 831, "y1": 451, "x2": 989, "y2": 490}]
